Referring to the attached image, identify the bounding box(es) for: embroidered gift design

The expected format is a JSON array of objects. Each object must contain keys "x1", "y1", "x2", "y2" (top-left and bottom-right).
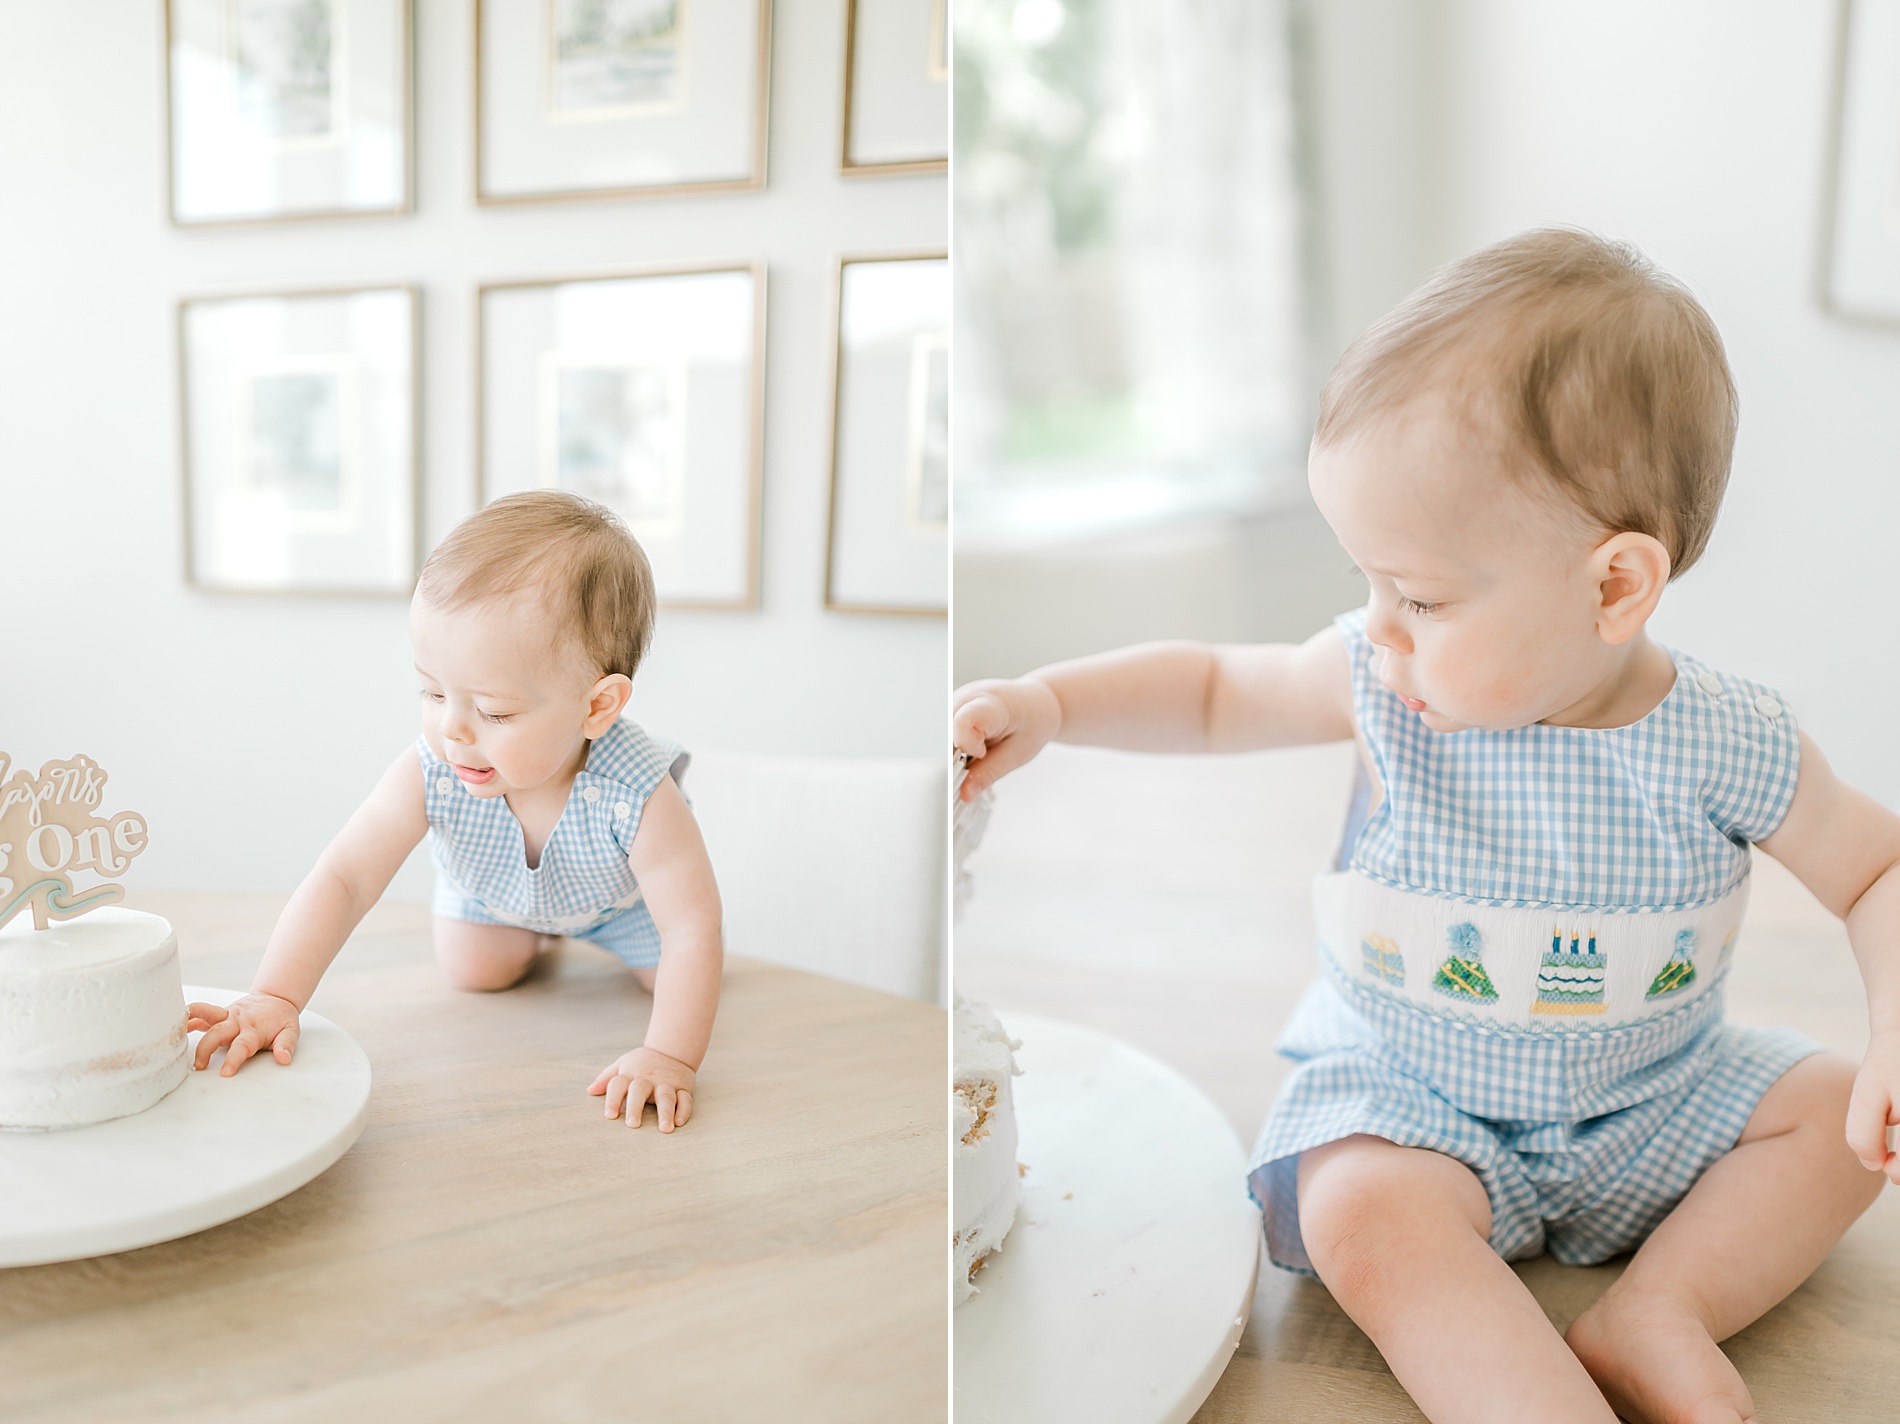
[
  {"x1": 1533, "y1": 928, "x2": 1608, "y2": 1016},
  {"x1": 1361, "y1": 933, "x2": 1405, "y2": 987},
  {"x1": 1430, "y1": 922, "x2": 1498, "y2": 1003},
  {"x1": 1645, "y1": 928, "x2": 1698, "y2": 1000}
]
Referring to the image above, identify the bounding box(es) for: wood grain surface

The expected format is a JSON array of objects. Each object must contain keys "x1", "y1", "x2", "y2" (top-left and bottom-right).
[
  {"x1": 0, "y1": 893, "x2": 948, "y2": 1424},
  {"x1": 957, "y1": 743, "x2": 1900, "y2": 1422}
]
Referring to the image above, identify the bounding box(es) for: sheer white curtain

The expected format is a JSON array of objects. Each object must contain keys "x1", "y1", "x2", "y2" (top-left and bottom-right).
[{"x1": 955, "y1": 0, "x2": 1308, "y2": 543}]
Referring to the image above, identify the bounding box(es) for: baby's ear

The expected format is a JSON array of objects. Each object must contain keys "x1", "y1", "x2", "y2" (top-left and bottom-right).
[
  {"x1": 1594, "y1": 531, "x2": 1670, "y2": 645},
  {"x1": 584, "y1": 673, "x2": 635, "y2": 732}
]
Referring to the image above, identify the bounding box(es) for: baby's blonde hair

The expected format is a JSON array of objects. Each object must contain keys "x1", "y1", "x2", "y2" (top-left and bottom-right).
[
  {"x1": 418, "y1": 491, "x2": 657, "y2": 678},
  {"x1": 1316, "y1": 228, "x2": 1737, "y2": 578}
]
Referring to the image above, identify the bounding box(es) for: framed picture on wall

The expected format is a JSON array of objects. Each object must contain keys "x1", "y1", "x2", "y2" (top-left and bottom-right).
[
  {"x1": 824, "y1": 253, "x2": 947, "y2": 614},
  {"x1": 1821, "y1": 0, "x2": 1900, "y2": 322},
  {"x1": 164, "y1": 0, "x2": 413, "y2": 226},
  {"x1": 840, "y1": 0, "x2": 948, "y2": 175},
  {"x1": 475, "y1": 0, "x2": 772, "y2": 204},
  {"x1": 178, "y1": 285, "x2": 420, "y2": 594},
  {"x1": 478, "y1": 264, "x2": 766, "y2": 607}
]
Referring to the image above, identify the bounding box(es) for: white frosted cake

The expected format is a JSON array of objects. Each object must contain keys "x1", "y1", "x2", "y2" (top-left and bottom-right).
[
  {"x1": 954, "y1": 996, "x2": 1021, "y2": 1305},
  {"x1": 0, "y1": 907, "x2": 189, "y2": 1130}
]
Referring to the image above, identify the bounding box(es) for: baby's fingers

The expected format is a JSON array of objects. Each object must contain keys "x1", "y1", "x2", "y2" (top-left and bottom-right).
[
  {"x1": 623, "y1": 1078, "x2": 655, "y2": 1129},
  {"x1": 1844, "y1": 1076, "x2": 1895, "y2": 1171},
  {"x1": 220, "y1": 1025, "x2": 264, "y2": 1077},
  {"x1": 952, "y1": 693, "x2": 1008, "y2": 759},
  {"x1": 673, "y1": 1088, "x2": 693, "y2": 1128},
  {"x1": 192, "y1": 1016, "x2": 239, "y2": 1071},
  {"x1": 602, "y1": 1072, "x2": 629, "y2": 1117},
  {"x1": 272, "y1": 1019, "x2": 300, "y2": 1065},
  {"x1": 655, "y1": 1086, "x2": 679, "y2": 1133},
  {"x1": 185, "y1": 1001, "x2": 228, "y2": 1032}
]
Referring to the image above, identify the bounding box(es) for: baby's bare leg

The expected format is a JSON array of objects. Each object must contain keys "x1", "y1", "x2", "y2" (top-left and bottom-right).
[
  {"x1": 433, "y1": 918, "x2": 546, "y2": 991},
  {"x1": 1565, "y1": 1053, "x2": 1884, "y2": 1424},
  {"x1": 1299, "y1": 1135, "x2": 1617, "y2": 1422}
]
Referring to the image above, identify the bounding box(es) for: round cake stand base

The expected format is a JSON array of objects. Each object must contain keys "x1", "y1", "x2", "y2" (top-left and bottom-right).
[
  {"x1": 955, "y1": 1013, "x2": 1262, "y2": 1424},
  {"x1": 0, "y1": 986, "x2": 371, "y2": 1268}
]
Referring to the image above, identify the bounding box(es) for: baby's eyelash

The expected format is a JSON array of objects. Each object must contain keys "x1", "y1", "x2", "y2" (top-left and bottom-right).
[
  {"x1": 419, "y1": 689, "x2": 444, "y2": 702},
  {"x1": 480, "y1": 711, "x2": 514, "y2": 724},
  {"x1": 1398, "y1": 596, "x2": 1441, "y2": 616}
]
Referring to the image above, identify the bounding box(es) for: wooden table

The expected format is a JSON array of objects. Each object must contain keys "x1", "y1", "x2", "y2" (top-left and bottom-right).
[{"x1": 0, "y1": 893, "x2": 948, "y2": 1424}]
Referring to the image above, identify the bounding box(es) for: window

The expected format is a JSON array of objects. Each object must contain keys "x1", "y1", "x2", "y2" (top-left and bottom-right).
[{"x1": 954, "y1": 0, "x2": 1309, "y2": 542}]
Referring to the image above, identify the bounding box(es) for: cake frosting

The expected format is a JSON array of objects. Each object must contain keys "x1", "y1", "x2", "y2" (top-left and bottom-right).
[
  {"x1": 0, "y1": 907, "x2": 189, "y2": 1129},
  {"x1": 954, "y1": 995, "x2": 1021, "y2": 1305}
]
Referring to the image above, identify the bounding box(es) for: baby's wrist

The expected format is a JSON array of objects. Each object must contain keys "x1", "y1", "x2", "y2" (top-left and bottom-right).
[
  {"x1": 638, "y1": 1041, "x2": 699, "y2": 1074},
  {"x1": 1021, "y1": 674, "x2": 1065, "y2": 740}
]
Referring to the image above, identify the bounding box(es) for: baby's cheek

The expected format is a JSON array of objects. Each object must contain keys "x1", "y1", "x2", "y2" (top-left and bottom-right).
[{"x1": 1436, "y1": 645, "x2": 1543, "y2": 726}]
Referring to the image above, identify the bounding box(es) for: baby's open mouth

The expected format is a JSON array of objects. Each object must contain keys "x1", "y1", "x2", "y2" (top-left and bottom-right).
[
  {"x1": 1397, "y1": 693, "x2": 1427, "y2": 713},
  {"x1": 453, "y1": 764, "x2": 497, "y2": 785}
]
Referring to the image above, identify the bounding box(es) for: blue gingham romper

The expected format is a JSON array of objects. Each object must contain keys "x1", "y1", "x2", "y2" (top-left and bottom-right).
[
  {"x1": 1249, "y1": 607, "x2": 1821, "y2": 1274},
  {"x1": 420, "y1": 718, "x2": 689, "y2": 969}
]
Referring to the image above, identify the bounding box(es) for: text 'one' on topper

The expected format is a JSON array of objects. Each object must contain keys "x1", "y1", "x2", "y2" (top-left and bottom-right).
[{"x1": 0, "y1": 753, "x2": 150, "y2": 932}]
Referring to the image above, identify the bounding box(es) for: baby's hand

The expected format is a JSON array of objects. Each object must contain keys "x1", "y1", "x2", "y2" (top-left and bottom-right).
[
  {"x1": 1848, "y1": 1030, "x2": 1900, "y2": 1186},
  {"x1": 589, "y1": 1046, "x2": 696, "y2": 1132},
  {"x1": 186, "y1": 992, "x2": 301, "y2": 1076},
  {"x1": 953, "y1": 677, "x2": 1062, "y2": 803}
]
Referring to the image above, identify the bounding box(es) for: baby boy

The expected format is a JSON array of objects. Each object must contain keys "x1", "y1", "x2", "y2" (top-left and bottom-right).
[
  {"x1": 191, "y1": 491, "x2": 721, "y2": 1133},
  {"x1": 955, "y1": 230, "x2": 1897, "y2": 1421}
]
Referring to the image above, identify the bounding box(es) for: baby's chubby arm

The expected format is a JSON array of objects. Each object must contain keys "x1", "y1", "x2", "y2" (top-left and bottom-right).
[
  {"x1": 1757, "y1": 732, "x2": 1900, "y2": 1183},
  {"x1": 187, "y1": 747, "x2": 428, "y2": 1076},
  {"x1": 953, "y1": 625, "x2": 1355, "y2": 800},
  {"x1": 588, "y1": 776, "x2": 722, "y2": 1132}
]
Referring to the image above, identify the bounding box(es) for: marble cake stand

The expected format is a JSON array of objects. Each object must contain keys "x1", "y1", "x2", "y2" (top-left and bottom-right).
[
  {"x1": 0, "y1": 986, "x2": 371, "y2": 1268},
  {"x1": 955, "y1": 1013, "x2": 1262, "y2": 1424}
]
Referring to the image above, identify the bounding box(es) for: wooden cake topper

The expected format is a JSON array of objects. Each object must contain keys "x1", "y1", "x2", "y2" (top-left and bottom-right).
[{"x1": 0, "y1": 753, "x2": 149, "y2": 932}]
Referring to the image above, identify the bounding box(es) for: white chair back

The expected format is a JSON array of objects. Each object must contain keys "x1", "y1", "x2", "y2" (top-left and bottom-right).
[{"x1": 684, "y1": 749, "x2": 947, "y2": 1004}]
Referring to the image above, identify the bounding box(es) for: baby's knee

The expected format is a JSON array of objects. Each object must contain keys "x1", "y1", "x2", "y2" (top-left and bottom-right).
[
  {"x1": 438, "y1": 950, "x2": 535, "y2": 996},
  {"x1": 1297, "y1": 1137, "x2": 1489, "y2": 1292},
  {"x1": 432, "y1": 922, "x2": 538, "y2": 992}
]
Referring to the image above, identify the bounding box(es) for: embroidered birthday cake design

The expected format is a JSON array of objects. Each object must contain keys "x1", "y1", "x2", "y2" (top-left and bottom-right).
[
  {"x1": 1430, "y1": 922, "x2": 1497, "y2": 1003},
  {"x1": 1361, "y1": 933, "x2": 1405, "y2": 987},
  {"x1": 1533, "y1": 929, "x2": 1608, "y2": 1015},
  {"x1": 1645, "y1": 928, "x2": 1698, "y2": 1001}
]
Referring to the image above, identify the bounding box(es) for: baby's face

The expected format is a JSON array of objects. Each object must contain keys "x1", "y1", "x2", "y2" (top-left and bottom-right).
[
  {"x1": 410, "y1": 593, "x2": 603, "y2": 798},
  {"x1": 1309, "y1": 397, "x2": 1625, "y2": 734}
]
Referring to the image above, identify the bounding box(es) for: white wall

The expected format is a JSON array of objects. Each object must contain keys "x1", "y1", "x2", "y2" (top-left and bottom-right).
[
  {"x1": 1421, "y1": 0, "x2": 1900, "y2": 805},
  {"x1": 1302, "y1": 0, "x2": 1900, "y2": 804},
  {"x1": 0, "y1": 0, "x2": 947, "y2": 896}
]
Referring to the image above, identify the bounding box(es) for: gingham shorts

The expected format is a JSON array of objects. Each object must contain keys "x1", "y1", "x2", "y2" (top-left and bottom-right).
[
  {"x1": 1247, "y1": 967, "x2": 1819, "y2": 1274},
  {"x1": 431, "y1": 877, "x2": 661, "y2": 969}
]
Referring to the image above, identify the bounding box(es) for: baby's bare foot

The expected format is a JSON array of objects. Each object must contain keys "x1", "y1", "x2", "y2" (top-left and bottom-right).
[{"x1": 1565, "y1": 1291, "x2": 1754, "y2": 1424}]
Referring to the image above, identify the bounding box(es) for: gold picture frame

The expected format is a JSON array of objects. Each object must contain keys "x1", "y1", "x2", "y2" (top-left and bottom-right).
[
  {"x1": 163, "y1": 0, "x2": 416, "y2": 228},
  {"x1": 177, "y1": 282, "x2": 422, "y2": 596},
  {"x1": 475, "y1": 262, "x2": 769, "y2": 610},
  {"x1": 1817, "y1": 0, "x2": 1900, "y2": 326},
  {"x1": 823, "y1": 252, "x2": 949, "y2": 615},
  {"x1": 840, "y1": 0, "x2": 948, "y2": 177},
  {"x1": 474, "y1": 0, "x2": 774, "y2": 205}
]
